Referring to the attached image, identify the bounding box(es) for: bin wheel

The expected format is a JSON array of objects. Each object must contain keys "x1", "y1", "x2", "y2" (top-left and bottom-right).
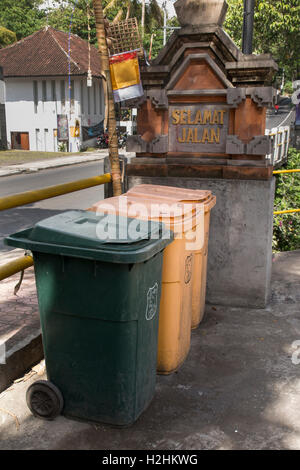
[{"x1": 26, "y1": 380, "x2": 64, "y2": 421}]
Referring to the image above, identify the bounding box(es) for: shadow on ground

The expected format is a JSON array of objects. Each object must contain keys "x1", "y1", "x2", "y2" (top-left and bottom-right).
[
  {"x1": 0, "y1": 206, "x2": 67, "y2": 252},
  {"x1": 0, "y1": 251, "x2": 300, "y2": 450}
]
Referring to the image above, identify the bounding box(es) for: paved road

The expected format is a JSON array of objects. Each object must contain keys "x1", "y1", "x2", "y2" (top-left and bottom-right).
[
  {"x1": 0, "y1": 161, "x2": 106, "y2": 252},
  {"x1": 266, "y1": 109, "x2": 295, "y2": 129}
]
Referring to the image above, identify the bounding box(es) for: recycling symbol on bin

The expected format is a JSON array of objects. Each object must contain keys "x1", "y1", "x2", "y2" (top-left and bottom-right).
[
  {"x1": 146, "y1": 283, "x2": 159, "y2": 321},
  {"x1": 185, "y1": 255, "x2": 193, "y2": 284}
]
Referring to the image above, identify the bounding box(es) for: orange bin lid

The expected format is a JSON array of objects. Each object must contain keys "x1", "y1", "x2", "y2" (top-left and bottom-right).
[
  {"x1": 127, "y1": 184, "x2": 210, "y2": 203},
  {"x1": 89, "y1": 195, "x2": 201, "y2": 234},
  {"x1": 126, "y1": 185, "x2": 216, "y2": 212}
]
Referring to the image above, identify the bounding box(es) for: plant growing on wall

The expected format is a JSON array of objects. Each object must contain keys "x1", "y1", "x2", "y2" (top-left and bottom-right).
[{"x1": 273, "y1": 148, "x2": 300, "y2": 252}]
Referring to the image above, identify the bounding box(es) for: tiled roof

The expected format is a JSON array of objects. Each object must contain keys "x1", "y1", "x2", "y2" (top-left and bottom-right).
[{"x1": 0, "y1": 27, "x2": 103, "y2": 78}]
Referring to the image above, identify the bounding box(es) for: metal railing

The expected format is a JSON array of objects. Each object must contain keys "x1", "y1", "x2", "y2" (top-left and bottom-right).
[
  {"x1": 266, "y1": 126, "x2": 290, "y2": 167},
  {"x1": 0, "y1": 173, "x2": 112, "y2": 281},
  {"x1": 0, "y1": 174, "x2": 111, "y2": 212}
]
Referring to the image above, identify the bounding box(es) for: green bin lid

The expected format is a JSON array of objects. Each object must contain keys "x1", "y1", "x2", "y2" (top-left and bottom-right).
[{"x1": 4, "y1": 210, "x2": 173, "y2": 264}]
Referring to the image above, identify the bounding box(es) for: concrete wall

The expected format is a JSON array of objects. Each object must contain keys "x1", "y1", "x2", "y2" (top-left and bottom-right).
[
  {"x1": 128, "y1": 175, "x2": 276, "y2": 308},
  {"x1": 5, "y1": 76, "x2": 105, "y2": 152}
]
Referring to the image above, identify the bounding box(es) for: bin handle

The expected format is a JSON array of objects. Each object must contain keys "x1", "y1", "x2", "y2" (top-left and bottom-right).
[{"x1": 205, "y1": 197, "x2": 217, "y2": 213}]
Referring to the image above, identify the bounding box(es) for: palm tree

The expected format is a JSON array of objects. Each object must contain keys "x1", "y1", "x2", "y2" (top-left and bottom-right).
[
  {"x1": 93, "y1": 0, "x2": 122, "y2": 196},
  {"x1": 104, "y1": 0, "x2": 163, "y2": 36}
]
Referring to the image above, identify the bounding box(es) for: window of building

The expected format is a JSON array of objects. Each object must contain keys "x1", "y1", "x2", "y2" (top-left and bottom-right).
[
  {"x1": 60, "y1": 80, "x2": 65, "y2": 113},
  {"x1": 33, "y1": 81, "x2": 38, "y2": 114},
  {"x1": 51, "y1": 81, "x2": 56, "y2": 101},
  {"x1": 51, "y1": 80, "x2": 57, "y2": 112},
  {"x1": 99, "y1": 81, "x2": 102, "y2": 115},
  {"x1": 42, "y1": 80, "x2": 47, "y2": 105},
  {"x1": 35, "y1": 129, "x2": 40, "y2": 151},
  {"x1": 94, "y1": 84, "x2": 97, "y2": 115},
  {"x1": 44, "y1": 128, "x2": 49, "y2": 151},
  {"x1": 70, "y1": 80, "x2": 75, "y2": 114},
  {"x1": 87, "y1": 86, "x2": 91, "y2": 115},
  {"x1": 80, "y1": 81, "x2": 84, "y2": 114}
]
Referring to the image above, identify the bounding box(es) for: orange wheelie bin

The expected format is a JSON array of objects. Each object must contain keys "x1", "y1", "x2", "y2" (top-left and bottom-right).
[
  {"x1": 89, "y1": 194, "x2": 201, "y2": 374},
  {"x1": 126, "y1": 185, "x2": 216, "y2": 328}
]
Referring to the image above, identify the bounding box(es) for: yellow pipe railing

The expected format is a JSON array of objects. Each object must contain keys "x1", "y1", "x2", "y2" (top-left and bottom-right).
[
  {"x1": 273, "y1": 169, "x2": 300, "y2": 175},
  {"x1": 0, "y1": 173, "x2": 112, "y2": 212},
  {"x1": 0, "y1": 255, "x2": 34, "y2": 282},
  {"x1": 274, "y1": 209, "x2": 300, "y2": 215},
  {"x1": 0, "y1": 173, "x2": 112, "y2": 281}
]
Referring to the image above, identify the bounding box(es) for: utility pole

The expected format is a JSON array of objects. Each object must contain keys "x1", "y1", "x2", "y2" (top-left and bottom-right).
[
  {"x1": 93, "y1": 0, "x2": 122, "y2": 196},
  {"x1": 242, "y1": 0, "x2": 255, "y2": 55},
  {"x1": 162, "y1": 1, "x2": 167, "y2": 46},
  {"x1": 141, "y1": 0, "x2": 145, "y2": 40}
]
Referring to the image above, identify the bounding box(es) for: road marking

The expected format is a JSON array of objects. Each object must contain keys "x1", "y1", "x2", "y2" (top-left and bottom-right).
[{"x1": 279, "y1": 110, "x2": 294, "y2": 127}]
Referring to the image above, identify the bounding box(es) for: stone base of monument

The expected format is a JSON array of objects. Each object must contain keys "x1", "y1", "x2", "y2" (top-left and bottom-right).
[
  {"x1": 122, "y1": 0, "x2": 279, "y2": 309},
  {"x1": 127, "y1": 174, "x2": 275, "y2": 309}
]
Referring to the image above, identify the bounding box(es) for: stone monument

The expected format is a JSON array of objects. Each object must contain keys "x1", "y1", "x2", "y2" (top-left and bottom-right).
[{"x1": 125, "y1": 0, "x2": 278, "y2": 308}]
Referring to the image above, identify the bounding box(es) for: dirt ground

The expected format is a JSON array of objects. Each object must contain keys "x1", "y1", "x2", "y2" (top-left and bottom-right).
[{"x1": 0, "y1": 150, "x2": 86, "y2": 167}]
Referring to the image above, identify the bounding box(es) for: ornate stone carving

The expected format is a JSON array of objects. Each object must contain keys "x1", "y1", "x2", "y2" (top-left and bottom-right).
[
  {"x1": 246, "y1": 136, "x2": 272, "y2": 155},
  {"x1": 124, "y1": 93, "x2": 147, "y2": 109},
  {"x1": 226, "y1": 135, "x2": 245, "y2": 154},
  {"x1": 227, "y1": 88, "x2": 246, "y2": 107},
  {"x1": 126, "y1": 135, "x2": 168, "y2": 154},
  {"x1": 249, "y1": 87, "x2": 276, "y2": 108},
  {"x1": 125, "y1": 89, "x2": 168, "y2": 110},
  {"x1": 147, "y1": 89, "x2": 168, "y2": 109},
  {"x1": 151, "y1": 135, "x2": 169, "y2": 153},
  {"x1": 227, "y1": 87, "x2": 276, "y2": 108},
  {"x1": 126, "y1": 135, "x2": 148, "y2": 153}
]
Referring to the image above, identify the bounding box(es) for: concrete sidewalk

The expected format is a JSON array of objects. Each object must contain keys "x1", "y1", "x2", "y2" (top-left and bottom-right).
[
  {"x1": 0, "y1": 150, "x2": 109, "y2": 177},
  {"x1": 0, "y1": 250, "x2": 300, "y2": 449},
  {"x1": 0, "y1": 250, "x2": 41, "y2": 392}
]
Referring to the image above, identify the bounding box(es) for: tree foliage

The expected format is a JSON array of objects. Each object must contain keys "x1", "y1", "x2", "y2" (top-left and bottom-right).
[
  {"x1": 47, "y1": 0, "x2": 97, "y2": 43},
  {"x1": 0, "y1": 0, "x2": 45, "y2": 40},
  {"x1": 46, "y1": 0, "x2": 167, "y2": 58},
  {"x1": 0, "y1": 26, "x2": 17, "y2": 48},
  {"x1": 224, "y1": 0, "x2": 300, "y2": 81},
  {"x1": 0, "y1": 0, "x2": 176, "y2": 60}
]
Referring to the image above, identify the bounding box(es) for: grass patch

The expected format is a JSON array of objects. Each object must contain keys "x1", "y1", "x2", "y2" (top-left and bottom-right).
[{"x1": 0, "y1": 150, "x2": 87, "y2": 167}]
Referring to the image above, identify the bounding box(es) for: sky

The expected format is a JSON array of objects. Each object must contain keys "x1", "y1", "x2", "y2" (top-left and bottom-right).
[{"x1": 156, "y1": 1, "x2": 176, "y2": 17}]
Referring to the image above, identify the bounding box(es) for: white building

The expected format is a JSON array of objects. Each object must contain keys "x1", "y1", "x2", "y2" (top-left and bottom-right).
[{"x1": 0, "y1": 27, "x2": 105, "y2": 152}]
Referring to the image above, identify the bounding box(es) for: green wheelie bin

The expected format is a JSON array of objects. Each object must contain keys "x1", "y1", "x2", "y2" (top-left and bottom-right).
[{"x1": 5, "y1": 210, "x2": 173, "y2": 426}]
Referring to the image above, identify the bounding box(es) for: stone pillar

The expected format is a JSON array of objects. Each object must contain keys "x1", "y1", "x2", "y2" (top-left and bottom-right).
[{"x1": 124, "y1": 0, "x2": 278, "y2": 309}]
